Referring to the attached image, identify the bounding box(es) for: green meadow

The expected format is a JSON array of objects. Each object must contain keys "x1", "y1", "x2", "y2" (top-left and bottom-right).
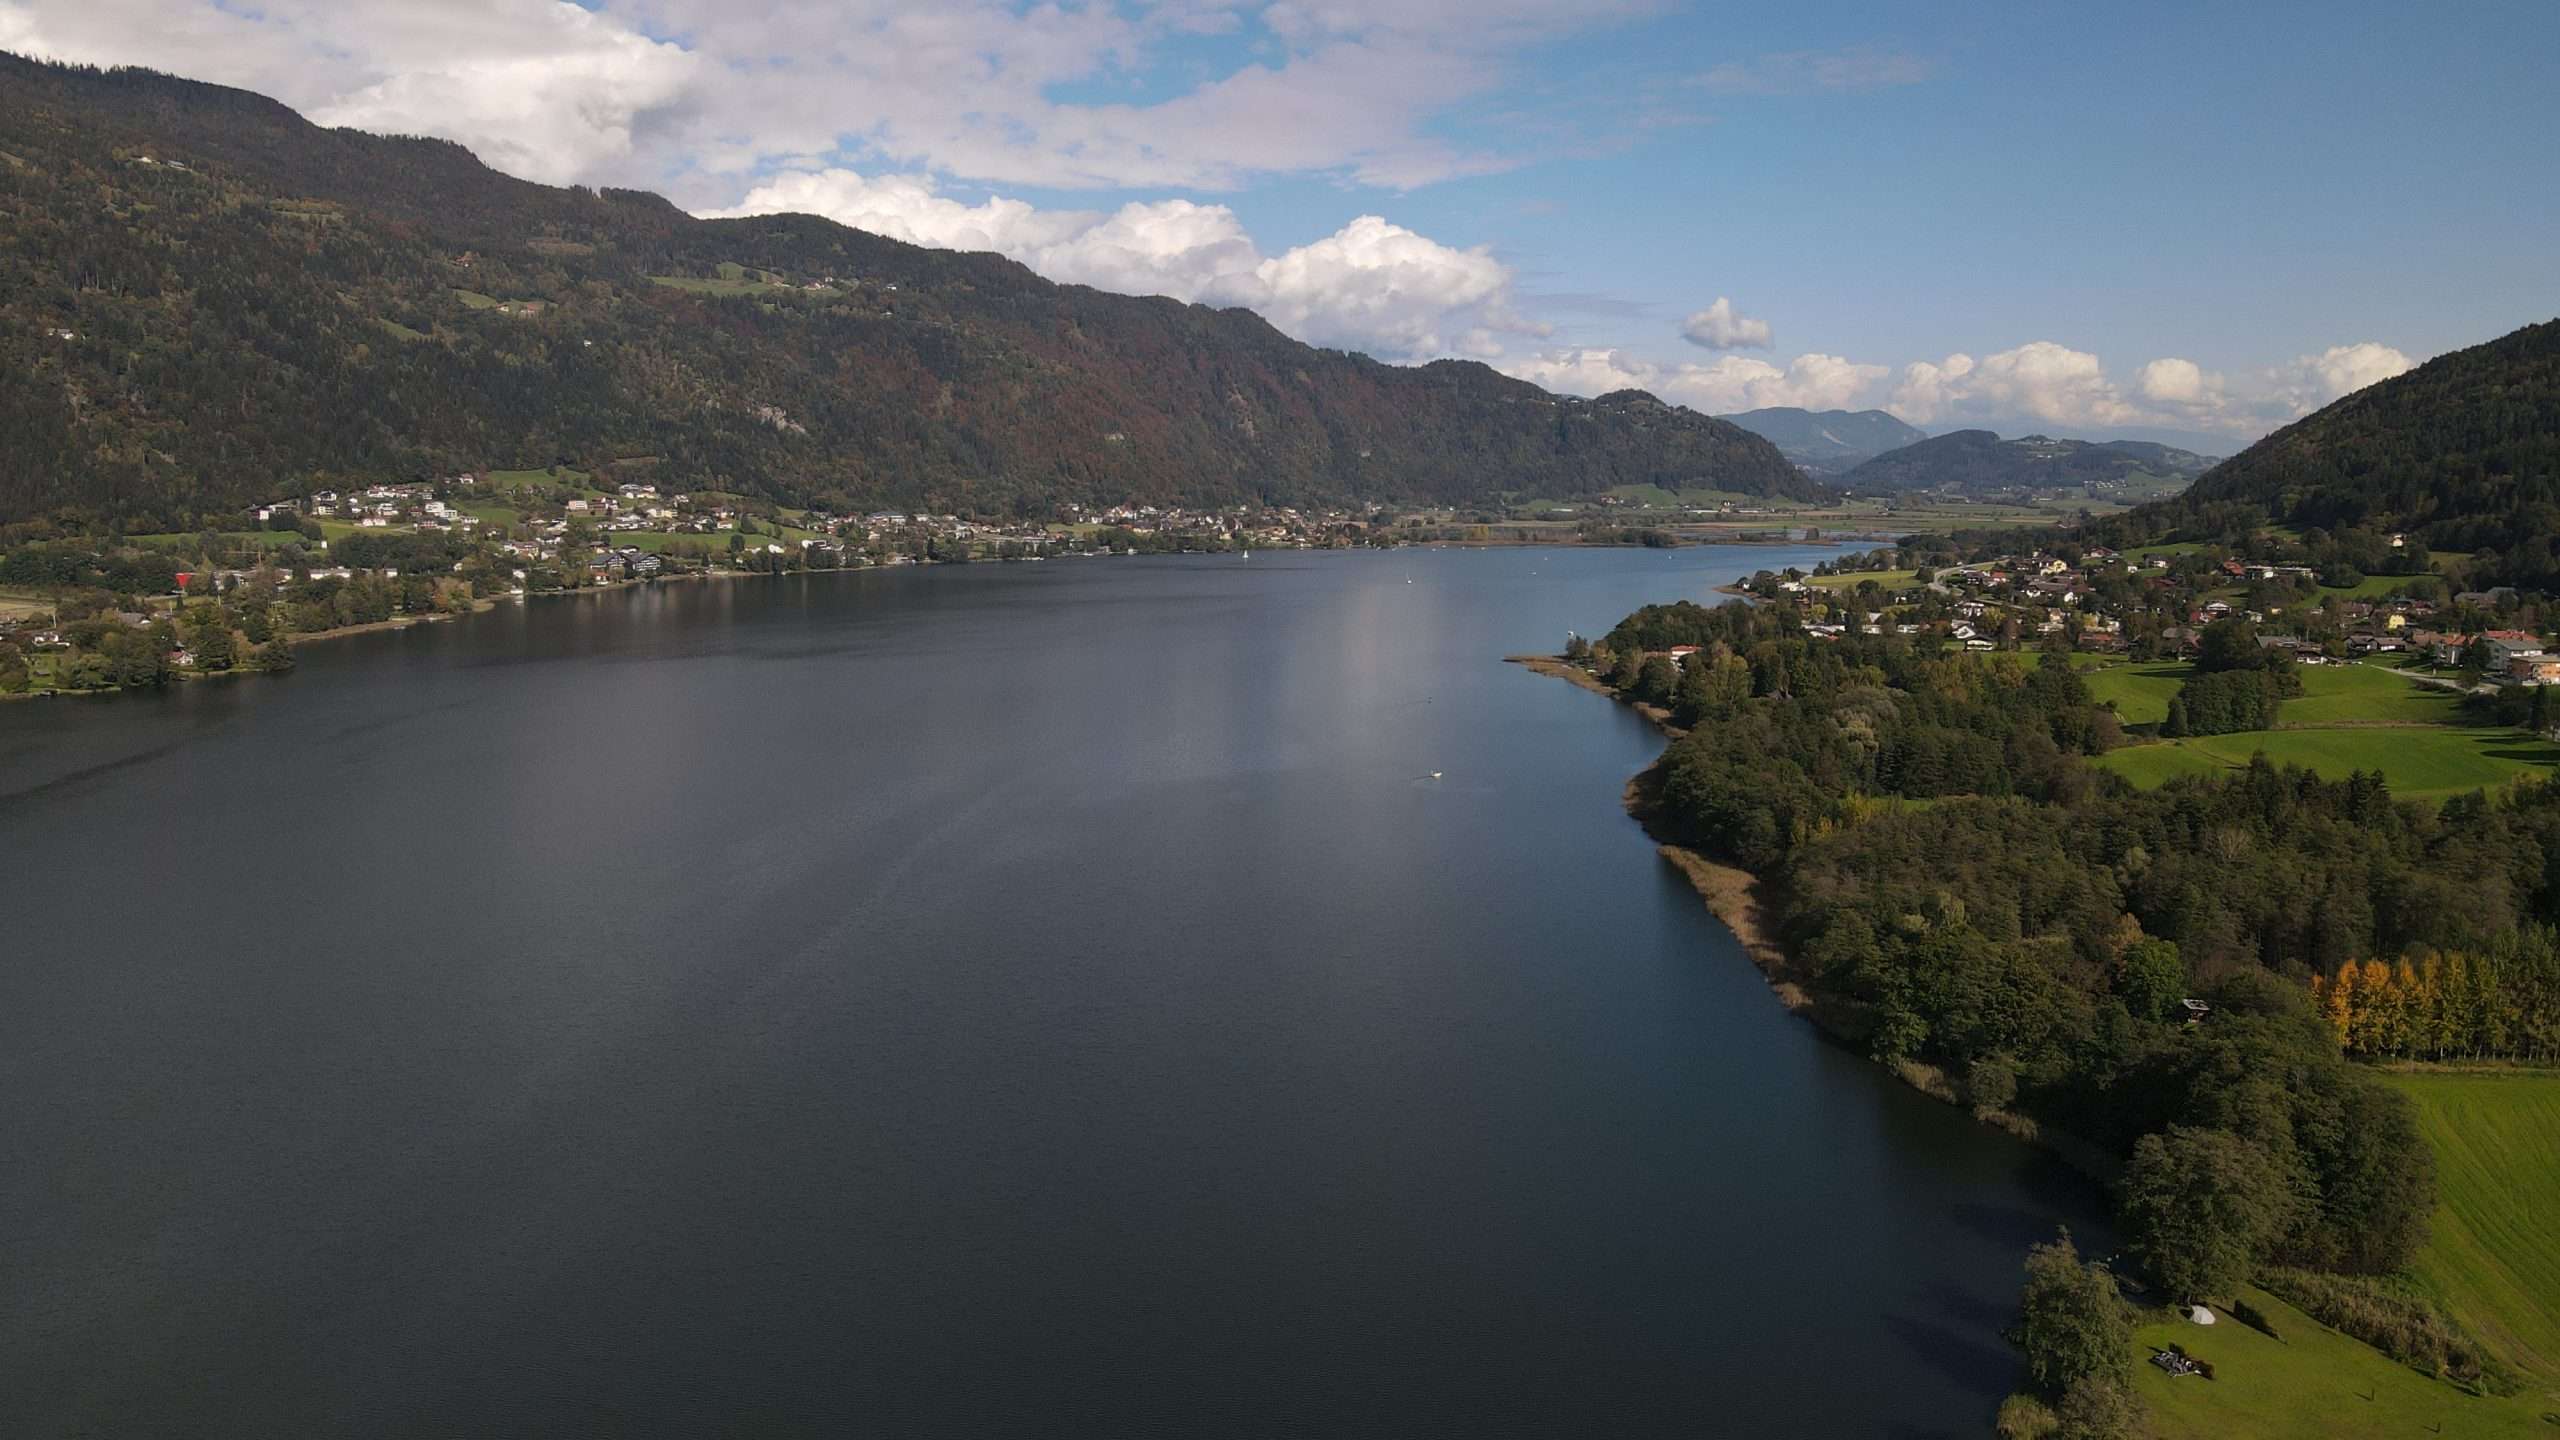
[
  {"x1": 2081, "y1": 662, "x2": 2192, "y2": 725},
  {"x1": 1806, "y1": 568, "x2": 1919, "y2": 591},
  {"x1": 2088, "y1": 659, "x2": 2539, "y2": 797},
  {"x1": 2321, "y1": 572, "x2": 2434, "y2": 599},
  {"x1": 2097, "y1": 725, "x2": 2560, "y2": 798},
  {"x1": 2284, "y1": 662, "x2": 2470, "y2": 725},
  {"x1": 2132, "y1": 1287, "x2": 2553, "y2": 1440},
  {"x1": 2383, "y1": 1071, "x2": 2560, "y2": 1385},
  {"x1": 648, "y1": 262, "x2": 793, "y2": 297}
]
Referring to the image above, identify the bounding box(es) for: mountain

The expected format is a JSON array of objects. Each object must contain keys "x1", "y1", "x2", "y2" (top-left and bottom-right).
[
  {"x1": 2160, "y1": 318, "x2": 2560, "y2": 580},
  {"x1": 1717, "y1": 407, "x2": 1927, "y2": 474},
  {"x1": 1843, "y1": 428, "x2": 2216, "y2": 499},
  {"x1": 0, "y1": 56, "x2": 1812, "y2": 528},
  {"x1": 1949, "y1": 419, "x2": 2238, "y2": 454}
]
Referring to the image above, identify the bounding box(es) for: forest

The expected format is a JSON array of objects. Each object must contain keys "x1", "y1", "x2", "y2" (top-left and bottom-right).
[
  {"x1": 0, "y1": 54, "x2": 1810, "y2": 531},
  {"x1": 1580, "y1": 598, "x2": 2560, "y2": 1425}
]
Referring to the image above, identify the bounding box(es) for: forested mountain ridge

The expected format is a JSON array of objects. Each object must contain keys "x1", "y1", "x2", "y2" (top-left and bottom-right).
[
  {"x1": 1845, "y1": 428, "x2": 2216, "y2": 497},
  {"x1": 0, "y1": 54, "x2": 1812, "y2": 528},
  {"x1": 2148, "y1": 318, "x2": 2560, "y2": 585},
  {"x1": 1717, "y1": 406, "x2": 1928, "y2": 474}
]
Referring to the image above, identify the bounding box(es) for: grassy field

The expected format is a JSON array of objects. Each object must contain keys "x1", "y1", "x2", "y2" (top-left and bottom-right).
[
  {"x1": 2083, "y1": 662, "x2": 2192, "y2": 725},
  {"x1": 2097, "y1": 725, "x2": 2560, "y2": 798},
  {"x1": 459, "y1": 503, "x2": 519, "y2": 529},
  {"x1": 1806, "y1": 568, "x2": 1919, "y2": 591},
  {"x1": 648, "y1": 261, "x2": 793, "y2": 297},
  {"x1": 450, "y1": 288, "x2": 500, "y2": 309},
  {"x1": 312, "y1": 518, "x2": 403, "y2": 542},
  {"x1": 374, "y1": 317, "x2": 428, "y2": 341},
  {"x1": 2133, "y1": 1288, "x2": 2553, "y2": 1439},
  {"x1": 125, "y1": 530, "x2": 305, "y2": 550},
  {"x1": 2083, "y1": 658, "x2": 2464, "y2": 730},
  {"x1": 2285, "y1": 662, "x2": 2469, "y2": 725},
  {"x1": 2383, "y1": 1071, "x2": 2560, "y2": 1384},
  {"x1": 2321, "y1": 573, "x2": 2433, "y2": 599}
]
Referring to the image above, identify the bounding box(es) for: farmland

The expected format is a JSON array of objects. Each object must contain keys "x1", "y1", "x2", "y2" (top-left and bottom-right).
[
  {"x1": 2097, "y1": 724, "x2": 2560, "y2": 798},
  {"x1": 2081, "y1": 662, "x2": 2191, "y2": 726},
  {"x1": 2085, "y1": 658, "x2": 2549, "y2": 797}
]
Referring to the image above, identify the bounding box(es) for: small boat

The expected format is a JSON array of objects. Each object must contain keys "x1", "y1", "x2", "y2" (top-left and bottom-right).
[{"x1": 1429, "y1": 771, "x2": 1443, "y2": 780}]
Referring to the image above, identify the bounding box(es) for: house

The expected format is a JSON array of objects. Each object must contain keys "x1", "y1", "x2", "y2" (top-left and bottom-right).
[
  {"x1": 1665, "y1": 644, "x2": 1702, "y2": 668},
  {"x1": 2509, "y1": 655, "x2": 2560, "y2": 686},
  {"x1": 2482, "y1": 630, "x2": 2546, "y2": 668}
]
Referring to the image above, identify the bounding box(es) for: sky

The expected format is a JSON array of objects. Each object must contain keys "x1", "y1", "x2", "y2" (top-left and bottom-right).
[{"x1": 7, "y1": 0, "x2": 2555, "y2": 445}]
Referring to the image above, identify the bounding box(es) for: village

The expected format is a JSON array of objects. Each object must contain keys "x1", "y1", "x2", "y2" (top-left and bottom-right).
[
  {"x1": 1751, "y1": 541, "x2": 2560, "y2": 682},
  {"x1": 1660, "y1": 532, "x2": 2560, "y2": 802},
  {"x1": 0, "y1": 469, "x2": 1420, "y2": 697}
]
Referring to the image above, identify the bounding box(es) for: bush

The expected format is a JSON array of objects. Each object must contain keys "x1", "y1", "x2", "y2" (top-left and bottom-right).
[
  {"x1": 1967, "y1": 1054, "x2": 2020, "y2": 1114},
  {"x1": 1994, "y1": 1393, "x2": 2058, "y2": 1440},
  {"x1": 2259, "y1": 1268, "x2": 2502, "y2": 1390}
]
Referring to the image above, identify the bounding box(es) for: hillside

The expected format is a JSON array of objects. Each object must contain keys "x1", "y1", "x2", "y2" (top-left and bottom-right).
[
  {"x1": 0, "y1": 55, "x2": 1812, "y2": 528},
  {"x1": 1845, "y1": 428, "x2": 2214, "y2": 498},
  {"x1": 1718, "y1": 406, "x2": 1926, "y2": 474},
  {"x1": 2164, "y1": 318, "x2": 2560, "y2": 584}
]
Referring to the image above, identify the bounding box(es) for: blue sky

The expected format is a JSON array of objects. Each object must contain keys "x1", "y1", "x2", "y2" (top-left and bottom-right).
[{"x1": 10, "y1": 0, "x2": 2554, "y2": 442}]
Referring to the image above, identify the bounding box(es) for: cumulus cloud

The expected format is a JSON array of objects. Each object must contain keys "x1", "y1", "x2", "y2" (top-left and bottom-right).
[
  {"x1": 1504, "y1": 348, "x2": 1886, "y2": 413},
  {"x1": 2, "y1": 0, "x2": 700, "y2": 186},
  {"x1": 2136, "y1": 356, "x2": 2220, "y2": 408},
  {"x1": 1679, "y1": 297, "x2": 1774, "y2": 351},
  {"x1": 711, "y1": 169, "x2": 1539, "y2": 361},
  {"x1": 0, "y1": 0, "x2": 1648, "y2": 195},
  {"x1": 2293, "y1": 342, "x2": 2417, "y2": 402},
  {"x1": 1890, "y1": 341, "x2": 2145, "y2": 430},
  {"x1": 1890, "y1": 339, "x2": 2421, "y2": 436}
]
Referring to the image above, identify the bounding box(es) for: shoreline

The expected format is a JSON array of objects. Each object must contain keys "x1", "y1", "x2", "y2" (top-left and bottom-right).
[{"x1": 1514, "y1": 650, "x2": 2117, "y2": 1179}]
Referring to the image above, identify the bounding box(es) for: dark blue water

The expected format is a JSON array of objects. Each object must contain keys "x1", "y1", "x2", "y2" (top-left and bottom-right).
[{"x1": 0, "y1": 547, "x2": 2099, "y2": 1436}]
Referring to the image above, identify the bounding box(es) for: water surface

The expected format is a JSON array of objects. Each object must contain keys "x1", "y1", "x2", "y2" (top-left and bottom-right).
[{"x1": 0, "y1": 547, "x2": 2099, "y2": 1436}]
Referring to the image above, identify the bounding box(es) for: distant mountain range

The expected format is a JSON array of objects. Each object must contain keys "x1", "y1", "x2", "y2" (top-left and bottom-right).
[
  {"x1": 0, "y1": 54, "x2": 1811, "y2": 528},
  {"x1": 1842, "y1": 429, "x2": 2219, "y2": 499},
  {"x1": 1718, "y1": 407, "x2": 1928, "y2": 474}
]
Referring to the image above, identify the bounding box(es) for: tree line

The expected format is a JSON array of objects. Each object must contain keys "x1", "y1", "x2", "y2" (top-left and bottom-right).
[{"x1": 1579, "y1": 599, "x2": 2498, "y2": 1328}]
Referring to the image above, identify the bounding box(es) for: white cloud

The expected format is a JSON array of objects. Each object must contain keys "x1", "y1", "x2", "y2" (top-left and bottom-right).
[
  {"x1": 1679, "y1": 297, "x2": 1773, "y2": 351},
  {"x1": 2, "y1": 0, "x2": 700, "y2": 186},
  {"x1": 2294, "y1": 342, "x2": 2416, "y2": 403},
  {"x1": 1890, "y1": 339, "x2": 2421, "y2": 436},
  {"x1": 1692, "y1": 46, "x2": 1935, "y2": 96},
  {"x1": 2136, "y1": 356, "x2": 2219, "y2": 408},
  {"x1": 1503, "y1": 348, "x2": 1885, "y2": 413},
  {"x1": 0, "y1": 0, "x2": 1647, "y2": 195},
  {"x1": 1890, "y1": 341, "x2": 2143, "y2": 429},
  {"x1": 710, "y1": 169, "x2": 1540, "y2": 362}
]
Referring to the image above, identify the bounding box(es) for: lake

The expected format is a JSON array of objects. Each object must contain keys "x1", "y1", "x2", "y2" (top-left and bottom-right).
[{"x1": 0, "y1": 547, "x2": 2101, "y2": 1437}]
